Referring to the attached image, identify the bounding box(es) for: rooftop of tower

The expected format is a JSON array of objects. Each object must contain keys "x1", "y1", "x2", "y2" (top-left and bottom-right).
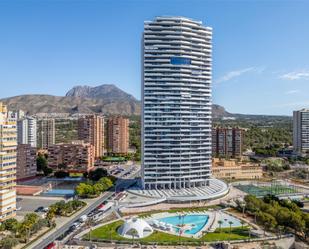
[{"x1": 144, "y1": 16, "x2": 212, "y2": 30}]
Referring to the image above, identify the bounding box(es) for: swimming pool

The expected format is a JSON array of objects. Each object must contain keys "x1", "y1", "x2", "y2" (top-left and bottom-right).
[
  {"x1": 217, "y1": 212, "x2": 242, "y2": 228},
  {"x1": 43, "y1": 189, "x2": 75, "y2": 197},
  {"x1": 158, "y1": 215, "x2": 209, "y2": 235}
]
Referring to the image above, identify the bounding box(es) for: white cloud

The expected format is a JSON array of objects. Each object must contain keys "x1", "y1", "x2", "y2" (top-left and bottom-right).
[
  {"x1": 280, "y1": 70, "x2": 309, "y2": 80},
  {"x1": 215, "y1": 67, "x2": 264, "y2": 84},
  {"x1": 284, "y1": 89, "x2": 300, "y2": 95}
]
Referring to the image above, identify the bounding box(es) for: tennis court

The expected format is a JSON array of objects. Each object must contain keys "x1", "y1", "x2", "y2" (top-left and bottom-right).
[{"x1": 235, "y1": 182, "x2": 299, "y2": 197}]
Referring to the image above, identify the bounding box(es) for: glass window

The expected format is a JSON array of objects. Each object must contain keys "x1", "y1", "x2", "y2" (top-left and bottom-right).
[{"x1": 170, "y1": 57, "x2": 191, "y2": 65}]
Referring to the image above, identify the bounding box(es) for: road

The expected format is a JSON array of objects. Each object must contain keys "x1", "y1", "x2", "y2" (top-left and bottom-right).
[
  {"x1": 29, "y1": 170, "x2": 140, "y2": 249},
  {"x1": 29, "y1": 191, "x2": 114, "y2": 249}
]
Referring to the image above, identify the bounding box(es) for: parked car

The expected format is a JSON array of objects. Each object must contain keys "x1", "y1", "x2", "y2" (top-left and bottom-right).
[
  {"x1": 79, "y1": 215, "x2": 88, "y2": 223},
  {"x1": 35, "y1": 206, "x2": 45, "y2": 212},
  {"x1": 72, "y1": 222, "x2": 81, "y2": 229}
]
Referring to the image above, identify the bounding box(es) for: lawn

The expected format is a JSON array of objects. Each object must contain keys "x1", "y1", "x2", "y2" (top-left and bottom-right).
[
  {"x1": 86, "y1": 220, "x2": 250, "y2": 245},
  {"x1": 102, "y1": 156, "x2": 126, "y2": 162},
  {"x1": 70, "y1": 172, "x2": 84, "y2": 177}
]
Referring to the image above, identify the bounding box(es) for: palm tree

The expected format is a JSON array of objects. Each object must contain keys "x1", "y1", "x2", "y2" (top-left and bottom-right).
[
  {"x1": 240, "y1": 220, "x2": 245, "y2": 229},
  {"x1": 218, "y1": 220, "x2": 223, "y2": 233},
  {"x1": 201, "y1": 230, "x2": 205, "y2": 245},
  {"x1": 85, "y1": 218, "x2": 94, "y2": 242},
  {"x1": 228, "y1": 221, "x2": 233, "y2": 242},
  {"x1": 241, "y1": 202, "x2": 246, "y2": 217},
  {"x1": 46, "y1": 210, "x2": 55, "y2": 227},
  {"x1": 277, "y1": 225, "x2": 284, "y2": 239},
  {"x1": 131, "y1": 229, "x2": 138, "y2": 245}
]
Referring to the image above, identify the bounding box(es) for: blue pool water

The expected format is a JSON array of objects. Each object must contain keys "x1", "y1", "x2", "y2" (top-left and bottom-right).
[
  {"x1": 43, "y1": 189, "x2": 75, "y2": 197},
  {"x1": 159, "y1": 215, "x2": 209, "y2": 235},
  {"x1": 219, "y1": 214, "x2": 242, "y2": 228}
]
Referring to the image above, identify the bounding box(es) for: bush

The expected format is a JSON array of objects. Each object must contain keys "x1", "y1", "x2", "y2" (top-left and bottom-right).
[
  {"x1": 43, "y1": 167, "x2": 53, "y2": 176},
  {"x1": 48, "y1": 200, "x2": 86, "y2": 217},
  {"x1": 54, "y1": 171, "x2": 69, "y2": 178}
]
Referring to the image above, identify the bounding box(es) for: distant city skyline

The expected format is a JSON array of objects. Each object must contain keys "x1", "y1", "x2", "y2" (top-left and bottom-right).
[{"x1": 1, "y1": 0, "x2": 309, "y2": 115}]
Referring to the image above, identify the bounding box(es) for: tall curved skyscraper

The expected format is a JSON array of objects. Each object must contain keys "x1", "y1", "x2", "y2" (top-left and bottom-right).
[{"x1": 142, "y1": 17, "x2": 212, "y2": 190}]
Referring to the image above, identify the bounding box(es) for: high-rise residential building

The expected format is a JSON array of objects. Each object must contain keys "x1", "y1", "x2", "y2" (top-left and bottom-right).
[
  {"x1": 37, "y1": 119, "x2": 55, "y2": 149},
  {"x1": 78, "y1": 115, "x2": 104, "y2": 158},
  {"x1": 293, "y1": 109, "x2": 309, "y2": 155},
  {"x1": 142, "y1": 17, "x2": 213, "y2": 190},
  {"x1": 16, "y1": 144, "x2": 37, "y2": 181},
  {"x1": 0, "y1": 102, "x2": 17, "y2": 221},
  {"x1": 15, "y1": 110, "x2": 25, "y2": 120},
  {"x1": 212, "y1": 127, "x2": 244, "y2": 158},
  {"x1": 17, "y1": 117, "x2": 37, "y2": 147},
  {"x1": 47, "y1": 141, "x2": 94, "y2": 172},
  {"x1": 107, "y1": 116, "x2": 129, "y2": 154}
]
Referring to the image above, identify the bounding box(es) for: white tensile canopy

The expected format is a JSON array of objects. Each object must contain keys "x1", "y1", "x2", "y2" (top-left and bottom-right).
[{"x1": 118, "y1": 218, "x2": 153, "y2": 239}]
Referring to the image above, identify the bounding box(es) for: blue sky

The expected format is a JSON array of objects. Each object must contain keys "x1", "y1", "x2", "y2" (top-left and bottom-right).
[{"x1": 0, "y1": 0, "x2": 309, "y2": 115}]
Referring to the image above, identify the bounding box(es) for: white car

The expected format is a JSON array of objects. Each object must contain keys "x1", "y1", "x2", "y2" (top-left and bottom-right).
[{"x1": 79, "y1": 215, "x2": 88, "y2": 223}]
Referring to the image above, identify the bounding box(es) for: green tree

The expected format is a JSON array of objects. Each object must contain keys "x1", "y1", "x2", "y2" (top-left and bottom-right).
[
  {"x1": 240, "y1": 220, "x2": 246, "y2": 229},
  {"x1": 43, "y1": 167, "x2": 53, "y2": 176},
  {"x1": 0, "y1": 235, "x2": 19, "y2": 249},
  {"x1": 257, "y1": 211, "x2": 277, "y2": 235},
  {"x1": 88, "y1": 168, "x2": 108, "y2": 181},
  {"x1": 98, "y1": 177, "x2": 113, "y2": 190},
  {"x1": 218, "y1": 220, "x2": 223, "y2": 232},
  {"x1": 228, "y1": 221, "x2": 233, "y2": 242},
  {"x1": 36, "y1": 155, "x2": 47, "y2": 171},
  {"x1": 76, "y1": 183, "x2": 95, "y2": 197},
  {"x1": 3, "y1": 218, "x2": 19, "y2": 232},
  {"x1": 289, "y1": 212, "x2": 305, "y2": 235}
]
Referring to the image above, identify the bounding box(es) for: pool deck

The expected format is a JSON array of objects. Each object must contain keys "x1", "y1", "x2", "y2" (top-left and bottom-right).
[{"x1": 144, "y1": 210, "x2": 242, "y2": 239}]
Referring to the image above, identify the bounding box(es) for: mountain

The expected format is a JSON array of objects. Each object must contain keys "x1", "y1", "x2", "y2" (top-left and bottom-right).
[
  {"x1": 65, "y1": 84, "x2": 136, "y2": 101},
  {"x1": 0, "y1": 84, "x2": 231, "y2": 117},
  {"x1": 212, "y1": 104, "x2": 231, "y2": 118},
  {"x1": 0, "y1": 84, "x2": 140, "y2": 116}
]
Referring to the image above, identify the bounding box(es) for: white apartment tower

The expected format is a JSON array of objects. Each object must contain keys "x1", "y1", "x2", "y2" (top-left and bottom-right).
[
  {"x1": 0, "y1": 102, "x2": 17, "y2": 221},
  {"x1": 293, "y1": 109, "x2": 309, "y2": 155},
  {"x1": 17, "y1": 117, "x2": 37, "y2": 147},
  {"x1": 142, "y1": 17, "x2": 212, "y2": 190},
  {"x1": 37, "y1": 119, "x2": 55, "y2": 149}
]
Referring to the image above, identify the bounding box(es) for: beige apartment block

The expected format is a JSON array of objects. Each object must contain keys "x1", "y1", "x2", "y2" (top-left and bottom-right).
[
  {"x1": 47, "y1": 140, "x2": 95, "y2": 173},
  {"x1": 0, "y1": 102, "x2": 17, "y2": 222},
  {"x1": 212, "y1": 158, "x2": 263, "y2": 180},
  {"x1": 16, "y1": 144, "x2": 37, "y2": 181},
  {"x1": 78, "y1": 115, "x2": 104, "y2": 158},
  {"x1": 107, "y1": 116, "x2": 129, "y2": 154}
]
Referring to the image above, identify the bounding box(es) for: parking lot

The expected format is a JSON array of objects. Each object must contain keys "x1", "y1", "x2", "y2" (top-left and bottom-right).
[
  {"x1": 108, "y1": 164, "x2": 140, "y2": 179},
  {"x1": 16, "y1": 195, "x2": 64, "y2": 218}
]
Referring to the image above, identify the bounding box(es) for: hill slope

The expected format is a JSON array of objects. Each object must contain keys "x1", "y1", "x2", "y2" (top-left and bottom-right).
[{"x1": 0, "y1": 84, "x2": 231, "y2": 117}]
